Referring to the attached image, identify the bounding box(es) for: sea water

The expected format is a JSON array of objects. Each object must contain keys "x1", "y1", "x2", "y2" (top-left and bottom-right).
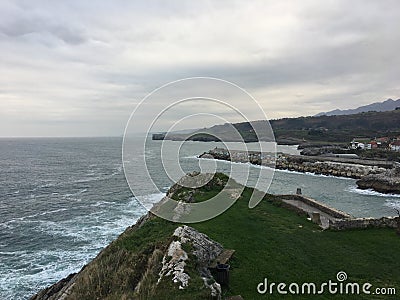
[{"x1": 0, "y1": 136, "x2": 398, "y2": 299}]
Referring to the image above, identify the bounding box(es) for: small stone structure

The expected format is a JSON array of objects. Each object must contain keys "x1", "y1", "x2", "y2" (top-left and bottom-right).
[
  {"x1": 281, "y1": 194, "x2": 351, "y2": 219},
  {"x1": 278, "y1": 194, "x2": 399, "y2": 231},
  {"x1": 311, "y1": 212, "x2": 322, "y2": 225}
]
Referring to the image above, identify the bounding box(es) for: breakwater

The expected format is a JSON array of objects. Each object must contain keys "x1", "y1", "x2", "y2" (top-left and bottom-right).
[{"x1": 199, "y1": 148, "x2": 387, "y2": 179}]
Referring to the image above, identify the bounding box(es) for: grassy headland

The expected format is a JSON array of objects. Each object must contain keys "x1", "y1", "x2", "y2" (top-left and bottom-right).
[{"x1": 32, "y1": 174, "x2": 400, "y2": 299}]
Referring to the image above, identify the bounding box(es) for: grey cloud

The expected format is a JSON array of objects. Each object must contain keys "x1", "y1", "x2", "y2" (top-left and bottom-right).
[
  {"x1": 1, "y1": 0, "x2": 400, "y2": 136},
  {"x1": 0, "y1": 18, "x2": 88, "y2": 45},
  {"x1": 0, "y1": 1, "x2": 88, "y2": 45}
]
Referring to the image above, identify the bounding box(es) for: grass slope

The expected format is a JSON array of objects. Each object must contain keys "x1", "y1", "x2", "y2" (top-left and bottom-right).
[
  {"x1": 63, "y1": 174, "x2": 400, "y2": 299},
  {"x1": 192, "y1": 187, "x2": 400, "y2": 299}
]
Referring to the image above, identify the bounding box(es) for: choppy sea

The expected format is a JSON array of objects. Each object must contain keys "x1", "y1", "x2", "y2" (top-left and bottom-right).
[{"x1": 1, "y1": 136, "x2": 398, "y2": 299}]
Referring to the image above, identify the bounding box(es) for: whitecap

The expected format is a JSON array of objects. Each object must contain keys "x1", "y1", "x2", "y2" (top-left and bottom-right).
[
  {"x1": 385, "y1": 200, "x2": 400, "y2": 210},
  {"x1": 197, "y1": 156, "x2": 354, "y2": 180},
  {"x1": 62, "y1": 189, "x2": 87, "y2": 199},
  {"x1": 136, "y1": 192, "x2": 166, "y2": 210},
  {"x1": 347, "y1": 185, "x2": 400, "y2": 198}
]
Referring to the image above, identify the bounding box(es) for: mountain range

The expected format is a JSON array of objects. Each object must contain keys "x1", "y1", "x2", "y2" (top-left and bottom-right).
[{"x1": 315, "y1": 98, "x2": 400, "y2": 116}]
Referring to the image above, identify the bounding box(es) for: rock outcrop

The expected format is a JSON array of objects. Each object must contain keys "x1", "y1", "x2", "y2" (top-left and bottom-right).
[
  {"x1": 30, "y1": 175, "x2": 227, "y2": 300},
  {"x1": 158, "y1": 226, "x2": 223, "y2": 297},
  {"x1": 276, "y1": 154, "x2": 385, "y2": 179},
  {"x1": 356, "y1": 163, "x2": 400, "y2": 194}
]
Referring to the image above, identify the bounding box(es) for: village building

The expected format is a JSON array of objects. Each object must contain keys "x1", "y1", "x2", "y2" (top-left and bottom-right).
[{"x1": 390, "y1": 141, "x2": 400, "y2": 151}]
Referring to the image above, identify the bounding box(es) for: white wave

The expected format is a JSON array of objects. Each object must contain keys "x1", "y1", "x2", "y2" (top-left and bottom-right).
[
  {"x1": 137, "y1": 192, "x2": 166, "y2": 209},
  {"x1": 33, "y1": 170, "x2": 122, "y2": 191},
  {"x1": 385, "y1": 200, "x2": 400, "y2": 209},
  {"x1": 0, "y1": 208, "x2": 70, "y2": 226},
  {"x1": 183, "y1": 155, "x2": 199, "y2": 159},
  {"x1": 347, "y1": 185, "x2": 400, "y2": 198},
  {"x1": 62, "y1": 189, "x2": 87, "y2": 199},
  {"x1": 32, "y1": 197, "x2": 146, "y2": 242},
  {"x1": 90, "y1": 200, "x2": 117, "y2": 207},
  {"x1": 197, "y1": 156, "x2": 354, "y2": 180},
  {"x1": 1, "y1": 193, "x2": 158, "y2": 299},
  {"x1": 0, "y1": 248, "x2": 95, "y2": 300},
  {"x1": 37, "y1": 182, "x2": 57, "y2": 189}
]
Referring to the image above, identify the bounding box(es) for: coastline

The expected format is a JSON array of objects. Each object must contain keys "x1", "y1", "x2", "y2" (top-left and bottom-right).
[
  {"x1": 199, "y1": 148, "x2": 389, "y2": 180},
  {"x1": 30, "y1": 172, "x2": 400, "y2": 299}
]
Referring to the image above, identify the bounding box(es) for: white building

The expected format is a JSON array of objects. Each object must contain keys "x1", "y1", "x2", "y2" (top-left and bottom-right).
[{"x1": 390, "y1": 141, "x2": 400, "y2": 151}]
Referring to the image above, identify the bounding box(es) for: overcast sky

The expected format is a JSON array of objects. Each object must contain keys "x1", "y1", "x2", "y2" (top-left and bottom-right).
[{"x1": 1, "y1": 0, "x2": 400, "y2": 137}]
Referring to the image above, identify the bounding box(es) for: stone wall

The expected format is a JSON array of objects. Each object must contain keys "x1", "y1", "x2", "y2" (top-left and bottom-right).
[
  {"x1": 277, "y1": 194, "x2": 398, "y2": 231},
  {"x1": 280, "y1": 194, "x2": 352, "y2": 219},
  {"x1": 275, "y1": 154, "x2": 386, "y2": 179},
  {"x1": 330, "y1": 216, "x2": 399, "y2": 230}
]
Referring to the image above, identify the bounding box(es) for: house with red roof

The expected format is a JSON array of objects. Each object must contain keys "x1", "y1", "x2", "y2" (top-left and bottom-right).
[{"x1": 390, "y1": 140, "x2": 400, "y2": 151}]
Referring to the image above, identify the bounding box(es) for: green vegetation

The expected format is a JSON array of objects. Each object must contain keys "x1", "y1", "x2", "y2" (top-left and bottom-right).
[
  {"x1": 193, "y1": 188, "x2": 400, "y2": 299},
  {"x1": 62, "y1": 173, "x2": 400, "y2": 299},
  {"x1": 155, "y1": 109, "x2": 400, "y2": 144},
  {"x1": 271, "y1": 110, "x2": 400, "y2": 143},
  {"x1": 353, "y1": 149, "x2": 400, "y2": 162}
]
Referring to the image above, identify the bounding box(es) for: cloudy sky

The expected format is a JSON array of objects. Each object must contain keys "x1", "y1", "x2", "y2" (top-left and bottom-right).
[{"x1": 1, "y1": 0, "x2": 400, "y2": 137}]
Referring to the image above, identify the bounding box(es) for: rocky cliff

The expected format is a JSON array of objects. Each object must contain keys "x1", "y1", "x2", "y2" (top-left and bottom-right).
[
  {"x1": 30, "y1": 174, "x2": 232, "y2": 300},
  {"x1": 356, "y1": 163, "x2": 400, "y2": 194}
]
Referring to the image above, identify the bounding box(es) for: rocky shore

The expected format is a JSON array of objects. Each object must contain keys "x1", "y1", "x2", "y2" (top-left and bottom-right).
[
  {"x1": 275, "y1": 154, "x2": 386, "y2": 179},
  {"x1": 30, "y1": 173, "x2": 232, "y2": 300},
  {"x1": 356, "y1": 164, "x2": 400, "y2": 194},
  {"x1": 29, "y1": 172, "x2": 400, "y2": 299},
  {"x1": 200, "y1": 148, "x2": 387, "y2": 179}
]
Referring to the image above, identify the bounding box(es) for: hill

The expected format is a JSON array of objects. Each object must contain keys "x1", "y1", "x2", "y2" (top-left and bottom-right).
[
  {"x1": 31, "y1": 173, "x2": 400, "y2": 299},
  {"x1": 153, "y1": 109, "x2": 400, "y2": 144},
  {"x1": 315, "y1": 98, "x2": 400, "y2": 116},
  {"x1": 271, "y1": 109, "x2": 400, "y2": 144}
]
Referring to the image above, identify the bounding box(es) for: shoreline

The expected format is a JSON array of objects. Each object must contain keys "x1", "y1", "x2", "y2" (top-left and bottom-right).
[
  {"x1": 197, "y1": 156, "x2": 355, "y2": 181},
  {"x1": 199, "y1": 148, "x2": 389, "y2": 180},
  {"x1": 30, "y1": 172, "x2": 400, "y2": 299}
]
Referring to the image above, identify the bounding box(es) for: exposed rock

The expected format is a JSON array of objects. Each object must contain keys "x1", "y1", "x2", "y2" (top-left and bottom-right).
[
  {"x1": 356, "y1": 166, "x2": 400, "y2": 194},
  {"x1": 30, "y1": 273, "x2": 77, "y2": 300},
  {"x1": 167, "y1": 172, "x2": 217, "y2": 197},
  {"x1": 158, "y1": 225, "x2": 223, "y2": 297},
  {"x1": 203, "y1": 277, "x2": 222, "y2": 298},
  {"x1": 173, "y1": 225, "x2": 223, "y2": 274},
  {"x1": 200, "y1": 148, "x2": 389, "y2": 179},
  {"x1": 158, "y1": 240, "x2": 190, "y2": 289}
]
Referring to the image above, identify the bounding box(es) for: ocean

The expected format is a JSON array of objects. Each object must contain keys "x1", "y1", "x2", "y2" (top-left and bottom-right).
[{"x1": 1, "y1": 136, "x2": 399, "y2": 299}]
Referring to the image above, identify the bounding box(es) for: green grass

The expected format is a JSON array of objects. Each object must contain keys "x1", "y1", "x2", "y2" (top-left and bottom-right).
[
  {"x1": 62, "y1": 174, "x2": 400, "y2": 299},
  {"x1": 191, "y1": 187, "x2": 400, "y2": 299}
]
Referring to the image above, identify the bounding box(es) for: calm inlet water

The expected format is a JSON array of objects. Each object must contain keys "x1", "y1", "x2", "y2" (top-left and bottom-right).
[{"x1": 0, "y1": 137, "x2": 399, "y2": 299}]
